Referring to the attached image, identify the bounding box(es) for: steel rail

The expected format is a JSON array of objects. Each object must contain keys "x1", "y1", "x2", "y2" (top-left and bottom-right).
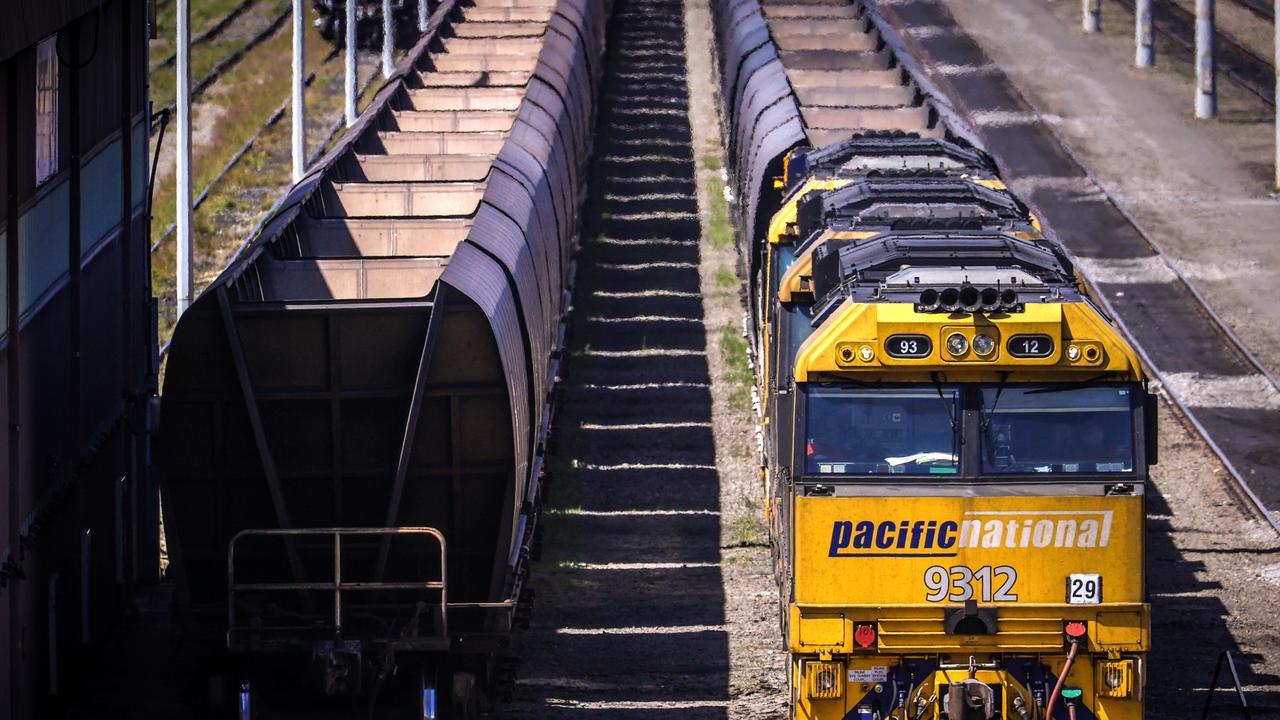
[
  {"x1": 150, "y1": 0, "x2": 258, "y2": 73},
  {"x1": 151, "y1": 5, "x2": 293, "y2": 135},
  {"x1": 1227, "y1": 0, "x2": 1273, "y2": 22},
  {"x1": 981, "y1": 49, "x2": 1280, "y2": 540},
  {"x1": 1112, "y1": 0, "x2": 1275, "y2": 106},
  {"x1": 867, "y1": 0, "x2": 1280, "y2": 539},
  {"x1": 151, "y1": 50, "x2": 381, "y2": 255}
]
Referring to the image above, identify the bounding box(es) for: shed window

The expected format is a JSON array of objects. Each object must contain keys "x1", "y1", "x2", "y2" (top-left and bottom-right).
[{"x1": 36, "y1": 35, "x2": 60, "y2": 185}]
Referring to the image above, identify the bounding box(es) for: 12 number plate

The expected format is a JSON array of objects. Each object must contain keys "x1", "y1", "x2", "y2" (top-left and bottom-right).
[{"x1": 1067, "y1": 573, "x2": 1102, "y2": 604}]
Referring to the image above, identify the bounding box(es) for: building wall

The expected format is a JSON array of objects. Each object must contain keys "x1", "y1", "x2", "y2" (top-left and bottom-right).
[{"x1": 0, "y1": 1, "x2": 154, "y2": 717}]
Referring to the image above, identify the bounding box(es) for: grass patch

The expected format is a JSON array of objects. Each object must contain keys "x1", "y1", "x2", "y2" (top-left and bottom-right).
[
  {"x1": 727, "y1": 515, "x2": 767, "y2": 548},
  {"x1": 720, "y1": 321, "x2": 753, "y2": 411},
  {"x1": 701, "y1": 154, "x2": 734, "y2": 249},
  {"x1": 715, "y1": 265, "x2": 737, "y2": 288}
]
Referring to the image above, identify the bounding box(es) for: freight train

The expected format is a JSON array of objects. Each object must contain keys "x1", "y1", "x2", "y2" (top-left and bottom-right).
[
  {"x1": 715, "y1": 1, "x2": 1156, "y2": 719},
  {"x1": 156, "y1": 0, "x2": 605, "y2": 717}
]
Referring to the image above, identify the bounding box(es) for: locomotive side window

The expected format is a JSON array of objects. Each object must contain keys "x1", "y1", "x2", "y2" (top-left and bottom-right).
[
  {"x1": 804, "y1": 387, "x2": 959, "y2": 476},
  {"x1": 980, "y1": 385, "x2": 1136, "y2": 474}
]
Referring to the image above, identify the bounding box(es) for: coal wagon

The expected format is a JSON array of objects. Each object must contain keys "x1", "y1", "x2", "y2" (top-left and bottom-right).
[{"x1": 156, "y1": 0, "x2": 606, "y2": 715}]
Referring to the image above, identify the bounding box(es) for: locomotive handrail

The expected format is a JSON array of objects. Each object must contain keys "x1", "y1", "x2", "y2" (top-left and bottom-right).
[{"x1": 227, "y1": 527, "x2": 449, "y2": 647}]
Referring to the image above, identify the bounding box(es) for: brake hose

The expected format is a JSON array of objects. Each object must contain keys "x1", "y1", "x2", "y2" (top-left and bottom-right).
[{"x1": 1045, "y1": 639, "x2": 1080, "y2": 719}]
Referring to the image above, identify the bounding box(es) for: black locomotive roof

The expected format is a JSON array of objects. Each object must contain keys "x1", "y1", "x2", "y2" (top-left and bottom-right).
[
  {"x1": 794, "y1": 174, "x2": 1033, "y2": 250},
  {"x1": 784, "y1": 132, "x2": 996, "y2": 194},
  {"x1": 806, "y1": 230, "x2": 1079, "y2": 322}
]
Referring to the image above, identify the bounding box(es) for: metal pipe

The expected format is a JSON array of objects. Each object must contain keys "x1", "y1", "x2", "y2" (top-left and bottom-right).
[
  {"x1": 382, "y1": 0, "x2": 395, "y2": 78},
  {"x1": 1195, "y1": 0, "x2": 1216, "y2": 119},
  {"x1": 176, "y1": 0, "x2": 193, "y2": 315},
  {"x1": 1082, "y1": 0, "x2": 1100, "y2": 33},
  {"x1": 6, "y1": 58, "x2": 24, "y2": 720},
  {"x1": 345, "y1": 0, "x2": 357, "y2": 126},
  {"x1": 419, "y1": 0, "x2": 429, "y2": 31},
  {"x1": 292, "y1": 0, "x2": 306, "y2": 182},
  {"x1": 1135, "y1": 0, "x2": 1154, "y2": 67},
  {"x1": 69, "y1": 19, "x2": 83, "y2": 483}
]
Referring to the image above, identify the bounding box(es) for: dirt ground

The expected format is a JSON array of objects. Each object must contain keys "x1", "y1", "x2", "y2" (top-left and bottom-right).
[{"x1": 503, "y1": 0, "x2": 786, "y2": 717}]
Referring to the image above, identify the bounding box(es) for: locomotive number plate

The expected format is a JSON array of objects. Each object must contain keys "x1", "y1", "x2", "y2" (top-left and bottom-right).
[
  {"x1": 923, "y1": 565, "x2": 1018, "y2": 603},
  {"x1": 1007, "y1": 334, "x2": 1055, "y2": 358},
  {"x1": 1067, "y1": 573, "x2": 1102, "y2": 604},
  {"x1": 885, "y1": 334, "x2": 933, "y2": 359}
]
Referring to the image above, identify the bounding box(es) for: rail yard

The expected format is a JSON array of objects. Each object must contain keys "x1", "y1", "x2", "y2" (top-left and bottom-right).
[{"x1": 2, "y1": 0, "x2": 1279, "y2": 718}]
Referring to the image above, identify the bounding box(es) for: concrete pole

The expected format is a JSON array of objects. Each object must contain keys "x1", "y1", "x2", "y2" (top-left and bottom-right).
[
  {"x1": 345, "y1": 0, "x2": 357, "y2": 126},
  {"x1": 1082, "y1": 0, "x2": 1100, "y2": 33},
  {"x1": 1274, "y1": 0, "x2": 1279, "y2": 188},
  {"x1": 1195, "y1": 0, "x2": 1217, "y2": 119},
  {"x1": 1135, "y1": 0, "x2": 1154, "y2": 67},
  {"x1": 176, "y1": 0, "x2": 193, "y2": 316},
  {"x1": 419, "y1": 0, "x2": 429, "y2": 31},
  {"x1": 292, "y1": 0, "x2": 306, "y2": 181},
  {"x1": 382, "y1": 0, "x2": 395, "y2": 78}
]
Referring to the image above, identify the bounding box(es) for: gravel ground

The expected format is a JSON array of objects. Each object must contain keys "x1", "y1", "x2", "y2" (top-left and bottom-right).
[
  {"x1": 504, "y1": 0, "x2": 786, "y2": 717},
  {"x1": 936, "y1": 0, "x2": 1280, "y2": 379},
  {"x1": 908, "y1": 0, "x2": 1280, "y2": 713}
]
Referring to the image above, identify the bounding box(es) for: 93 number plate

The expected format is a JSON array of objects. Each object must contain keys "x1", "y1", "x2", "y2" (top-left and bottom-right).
[{"x1": 1067, "y1": 573, "x2": 1102, "y2": 604}]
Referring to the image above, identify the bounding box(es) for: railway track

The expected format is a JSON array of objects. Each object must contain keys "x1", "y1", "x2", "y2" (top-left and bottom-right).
[
  {"x1": 1114, "y1": 0, "x2": 1276, "y2": 106},
  {"x1": 877, "y1": 0, "x2": 1280, "y2": 543},
  {"x1": 150, "y1": 3, "x2": 292, "y2": 130},
  {"x1": 1229, "y1": 0, "x2": 1273, "y2": 22},
  {"x1": 150, "y1": 0, "x2": 257, "y2": 72}
]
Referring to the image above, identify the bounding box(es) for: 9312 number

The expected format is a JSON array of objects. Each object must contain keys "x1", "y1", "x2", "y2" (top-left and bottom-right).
[{"x1": 923, "y1": 565, "x2": 1019, "y2": 602}]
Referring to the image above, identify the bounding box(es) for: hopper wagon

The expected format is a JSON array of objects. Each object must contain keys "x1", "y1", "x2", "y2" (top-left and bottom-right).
[{"x1": 155, "y1": 0, "x2": 606, "y2": 715}]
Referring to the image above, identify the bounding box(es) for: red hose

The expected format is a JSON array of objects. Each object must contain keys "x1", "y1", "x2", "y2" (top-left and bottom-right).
[{"x1": 1045, "y1": 640, "x2": 1080, "y2": 719}]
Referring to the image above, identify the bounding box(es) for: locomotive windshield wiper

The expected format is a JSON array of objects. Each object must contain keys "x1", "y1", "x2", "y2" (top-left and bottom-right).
[
  {"x1": 930, "y1": 373, "x2": 962, "y2": 468},
  {"x1": 981, "y1": 371, "x2": 1011, "y2": 432}
]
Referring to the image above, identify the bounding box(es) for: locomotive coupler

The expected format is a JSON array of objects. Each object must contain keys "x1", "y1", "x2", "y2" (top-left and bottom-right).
[{"x1": 313, "y1": 639, "x2": 364, "y2": 697}]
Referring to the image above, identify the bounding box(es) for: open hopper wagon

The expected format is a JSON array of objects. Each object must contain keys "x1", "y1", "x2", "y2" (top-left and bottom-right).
[{"x1": 156, "y1": 0, "x2": 606, "y2": 713}]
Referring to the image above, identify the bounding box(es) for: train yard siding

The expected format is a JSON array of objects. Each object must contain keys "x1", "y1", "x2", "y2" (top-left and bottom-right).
[
  {"x1": 505, "y1": 0, "x2": 785, "y2": 717},
  {"x1": 55, "y1": 0, "x2": 1280, "y2": 715},
  {"x1": 870, "y1": 0, "x2": 1280, "y2": 713}
]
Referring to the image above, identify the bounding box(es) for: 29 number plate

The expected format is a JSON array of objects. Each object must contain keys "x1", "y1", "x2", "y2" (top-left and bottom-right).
[{"x1": 1067, "y1": 573, "x2": 1102, "y2": 604}]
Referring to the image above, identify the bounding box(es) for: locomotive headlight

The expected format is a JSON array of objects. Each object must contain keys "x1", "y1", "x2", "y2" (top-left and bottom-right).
[
  {"x1": 1096, "y1": 659, "x2": 1135, "y2": 698},
  {"x1": 946, "y1": 333, "x2": 969, "y2": 356},
  {"x1": 1067, "y1": 345, "x2": 1081, "y2": 361},
  {"x1": 806, "y1": 660, "x2": 844, "y2": 700},
  {"x1": 858, "y1": 345, "x2": 874, "y2": 362},
  {"x1": 972, "y1": 333, "x2": 996, "y2": 357}
]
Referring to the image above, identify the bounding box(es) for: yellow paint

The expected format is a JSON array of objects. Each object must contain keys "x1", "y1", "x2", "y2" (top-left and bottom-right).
[
  {"x1": 793, "y1": 301, "x2": 1143, "y2": 382},
  {"x1": 776, "y1": 230, "x2": 879, "y2": 303},
  {"x1": 766, "y1": 178, "x2": 851, "y2": 246},
  {"x1": 793, "y1": 654, "x2": 1143, "y2": 720},
  {"x1": 792, "y1": 495, "x2": 1144, "y2": 606}
]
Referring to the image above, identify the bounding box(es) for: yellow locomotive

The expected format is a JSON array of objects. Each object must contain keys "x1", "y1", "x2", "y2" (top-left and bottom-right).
[{"x1": 754, "y1": 135, "x2": 1157, "y2": 720}]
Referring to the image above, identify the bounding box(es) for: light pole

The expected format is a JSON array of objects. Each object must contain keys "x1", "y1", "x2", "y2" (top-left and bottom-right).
[{"x1": 176, "y1": 0, "x2": 192, "y2": 316}]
